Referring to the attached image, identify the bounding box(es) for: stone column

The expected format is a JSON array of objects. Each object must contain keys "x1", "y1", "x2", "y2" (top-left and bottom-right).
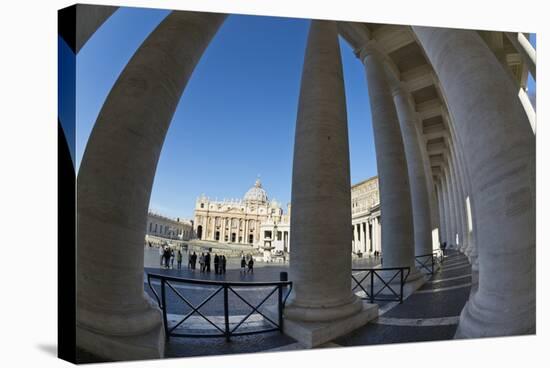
[
  {"x1": 285, "y1": 21, "x2": 375, "y2": 346},
  {"x1": 392, "y1": 83, "x2": 434, "y2": 257},
  {"x1": 359, "y1": 43, "x2": 421, "y2": 280},
  {"x1": 443, "y1": 167, "x2": 457, "y2": 248},
  {"x1": 414, "y1": 26, "x2": 536, "y2": 337},
  {"x1": 448, "y1": 140, "x2": 469, "y2": 254},
  {"x1": 441, "y1": 174, "x2": 452, "y2": 247},
  {"x1": 448, "y1": 158, "x2": 464, "y2": 249},
  {"x1": 436, "y1": 182, "x2": 446, "y2": 245},
  {"x1": 76, "y1": 11, "x2": 226, "y2": 360},
  {"x1": 351, "y1": 224, "x2": 358, "y2": 252}
]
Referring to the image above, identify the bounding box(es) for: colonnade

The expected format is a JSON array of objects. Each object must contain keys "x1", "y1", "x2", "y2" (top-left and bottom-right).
[
  {"x1": 352, "y1": 216, "x2": 381, "y2": 255},
  {"x1": 71, "y1": 7, "x2": 536, "y2": 359}
]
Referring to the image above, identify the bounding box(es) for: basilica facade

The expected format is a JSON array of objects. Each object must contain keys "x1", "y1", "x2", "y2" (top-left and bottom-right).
[
  {"x1": 193, "y1": 177, "x2": 382, "y2": 257},
  {"x1": 193, "y1": 179, "x2": 291, "y2": 252}
]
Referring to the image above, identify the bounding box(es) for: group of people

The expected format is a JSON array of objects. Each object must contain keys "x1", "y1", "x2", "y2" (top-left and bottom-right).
[
  {"x1": 159, "y1": 245, "x2": 184, "y2": 269},
  {"x1": 197, "y1": 252, "x2": 227, "y2": 274},
  {"x1": 373, "y1": 250, "x2": 381, "y2": 258},
  {"x1": 240, "y1": 254, "x2": 255, "y2": 274},
  {"x1": 157, "y1": 246, "x2": 258, "y2": 275}
]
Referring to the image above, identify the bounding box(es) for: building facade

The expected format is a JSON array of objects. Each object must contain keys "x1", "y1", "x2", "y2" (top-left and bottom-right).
[
  {"x1": 351, "y1": 176, "x2": 382, "y2": 256},
  {"x1": 193, "y1": 177, "x2": 381, "y2": 256},
  {"x1": 193, "y1": 179, "x2": 291, "y2": 252},
  {"x1": 146, "y1": 211, "x2": 194, "y2": 241}
]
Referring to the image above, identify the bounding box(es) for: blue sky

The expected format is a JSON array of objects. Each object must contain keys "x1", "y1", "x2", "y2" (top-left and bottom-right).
[{"x1": 76, "y1": 7, "x2": 377, "y2": 219}]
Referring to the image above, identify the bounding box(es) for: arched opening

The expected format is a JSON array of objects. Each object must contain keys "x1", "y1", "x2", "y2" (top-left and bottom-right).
[{"x1": 196, "y1": 225, "x2": 202, "y2": 239}]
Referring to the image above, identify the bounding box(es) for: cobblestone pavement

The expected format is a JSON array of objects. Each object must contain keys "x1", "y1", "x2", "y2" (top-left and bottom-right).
[
  {"x1": 333, "y1": 249, "x2": 472, "y2": 347},
  {"x1": 141, "y1": 248, "x2": 471, "y2": 358}
]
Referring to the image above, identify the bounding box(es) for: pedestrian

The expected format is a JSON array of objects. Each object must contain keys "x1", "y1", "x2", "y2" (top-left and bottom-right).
[
  {"x1": 169, "y1": 248, "x2": 175, "y2": 269},
  {"x1": 159, "y1": 246, "x2": 164, "y2": 267},
  {"x1": 214, "y1": 254, "x2": 220, "y2": 274},
  {"x1": 177, "y1": 249, "x2": 183, "y2": 270},
  {"x1": 199, "y1": 253, "x2": 205, "y2": 273},
  {"x1": 191, "y1": 252, "x2": 197, "y2": 270},
  {"x1": 240, "y1": 256, "x2": 246, "y2": 274},
  {"x1": 164, "y1": 246, "x2": 171, "y2": 268},
  {"x1": 221, "y1": 255, "x2": 227, "y2": 274},
  {"x1": 205, "y1": 252, "x2": 211, "y2": 273},
  {"x1": 247, "y1": 257, "x2": 254, "y2": 274}
]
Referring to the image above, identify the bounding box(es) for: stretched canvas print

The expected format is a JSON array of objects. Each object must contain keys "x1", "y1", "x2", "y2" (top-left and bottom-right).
[{"x1": 58, "y1": 2, "x2": 537, "y2": 364}]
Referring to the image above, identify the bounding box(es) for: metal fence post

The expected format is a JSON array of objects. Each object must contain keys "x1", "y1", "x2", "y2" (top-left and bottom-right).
[
  {"x1": 400, "y1": 270, "x2": 404, "y2": 304},
  {"x1": 370, "y1": 271, "x2": 374, "y2": 304},
  {"x1": 223, "y1": 285, "x2": 230, "y2": 342},
  {"x1": 278, "y1": 285, "x2": 284, "y2": 331},
  {"x1": 160, "y1": 278, "x2": 169, "y2": 341}
]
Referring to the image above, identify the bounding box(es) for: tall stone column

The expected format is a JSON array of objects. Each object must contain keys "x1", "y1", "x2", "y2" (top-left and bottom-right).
[
  {"x1": 443, "y1": 167, "x2": 457, "y2": 247},
  {"x1": 76, "y1": 11, "x2": 226, "y2": 360},
  {"x1": 351, "y1": 224, "x2": 359, "y2": 252},
  {"x1": 448, "y1": 158, "x2": 464, "y2": 250},
  {"x1": 359, "y1": 44, "x2": 420, "y2": 280},
  {"x1": 392, "y1": 83, "x2": 434, "y2": 256},
  {"x1": 372, "y1": 218, "x2": 378, "y2": 253},
  {"x1": 449, "y1": 141, "x2": 469, "y2": 254},
  {"x1": 436, "y1": 179, "x2": 447, "y2": 243},
  {"x1": 414, "y1": 26, "x2": 535, "y2": 337},
  {"x1": 285, "y1": 20, "x2": 376, "y2": 347},
  {"x1": 441, "y1": 174, "x2": 453, "y2": 247}
]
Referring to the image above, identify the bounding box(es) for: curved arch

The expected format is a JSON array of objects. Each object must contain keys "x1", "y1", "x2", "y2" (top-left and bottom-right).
[{"x1": 76, "y1": 11, "x2": 227, "y2": 360}]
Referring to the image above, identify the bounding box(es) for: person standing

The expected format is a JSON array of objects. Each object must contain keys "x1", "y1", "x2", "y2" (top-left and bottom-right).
[
  {"x1": 191, "y1": 252, "x2": 197, "y2": 270},
  {"x1": 169, "y1": 248, "x2": 175, "y2": 269},
  {"x1": 205, "y1": 252, "x2": 211, "y2": 273},
  {"x1": 159, "y1": 246, "x2": 164, "y2": 267},
  {"x1": 240, "y1": 255, "x2": 246, "y2": 274},
  {"x1": 199, "y1": 253, "x2": 205, "y2": 273},
  {"x1": 214, "y1": 254, "x2": 220, "y2": 274},
  {"x1": 221, "y1": 255, "x2": 227, "y2": 274},
  {"x1": 177, "y1": 249, "x2": 183, "y2": 270},
  {"x1": 247, "y1": 256, "x2": 254, "y2": 274}
]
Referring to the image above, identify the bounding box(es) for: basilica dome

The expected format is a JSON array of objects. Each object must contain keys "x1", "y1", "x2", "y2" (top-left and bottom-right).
[{"x1": 244, "y1": 178, "x2": 268, "y2": 204}]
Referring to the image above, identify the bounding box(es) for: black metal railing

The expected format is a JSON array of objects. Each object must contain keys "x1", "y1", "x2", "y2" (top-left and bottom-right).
[
  {"x1": 147, "y1": 273, "x2": 292, "y2": 341},
  {"x1": 351, "y1": 267, "x2": 410, "y2": 303},
  {"x1": 415, "y1": 250, "x2": 444, "y2": 275}
]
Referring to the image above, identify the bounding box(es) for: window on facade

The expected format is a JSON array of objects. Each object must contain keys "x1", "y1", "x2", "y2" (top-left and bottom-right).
[
  {"x1": 264, "y1": 231, "x2": 272, "y2": 239},
  {"x1": 154, "y1": 224, "x2": 158, "y2": 232},
  {"x1": 277, "y1": 231, "x2": 282, "y2": 241},
  {"x1": 160, "y1": 225, "x2": 163, "y2": 234},
  {"x1": 200, "y1": 203, "x2": 204, "y2": 208},
  {"x1": 149, "y1": 222, "x2": 152, "y2": 232}
]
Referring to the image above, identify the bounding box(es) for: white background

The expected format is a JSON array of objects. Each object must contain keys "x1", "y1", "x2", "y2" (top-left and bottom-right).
[{"x1": 0, "y1": 0, "x2": 547, "y2": 366}]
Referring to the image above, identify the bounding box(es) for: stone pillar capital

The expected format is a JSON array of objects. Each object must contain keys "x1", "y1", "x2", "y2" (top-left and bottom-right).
[
  {"x1": 390, "y1": 80, "x2": 409, "y2": 98},
  {"x1": 357, "y1": 41, "x2": 383, "y2": 63}
]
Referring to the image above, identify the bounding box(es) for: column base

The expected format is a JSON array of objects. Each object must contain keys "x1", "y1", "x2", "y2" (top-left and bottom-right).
[
  {"x1": 76, "y1": 321, "x2": 165, "y2": 362},
  {"x1": 76, "y1": 297, "x2": 165, "y2": 362},
  {"x1": 454, "y1": 292, "x2": 535, "y2": 339},
  {"x1": 282, "y1": 301, "x2": 378, "y2": 348}
]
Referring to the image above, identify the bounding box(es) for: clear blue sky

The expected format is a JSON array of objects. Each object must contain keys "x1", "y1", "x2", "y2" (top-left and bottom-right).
[{"x1": 76, "y1": 7, "x2": 377, "y2": 219}]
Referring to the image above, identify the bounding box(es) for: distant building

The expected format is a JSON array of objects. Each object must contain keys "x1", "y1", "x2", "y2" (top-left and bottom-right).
[
  {"x1": 351, "y1": 176, "x2": 382, "y2": 256},
  {"x1": 193, "y1": 178, "x2": 290, "y2": 253},
  {"x1": 193, "y1": 176, "x2": 382, "y2": 256},
  {"x1": 146, "y1": 211, "x2": 194, "y2": 242}
]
